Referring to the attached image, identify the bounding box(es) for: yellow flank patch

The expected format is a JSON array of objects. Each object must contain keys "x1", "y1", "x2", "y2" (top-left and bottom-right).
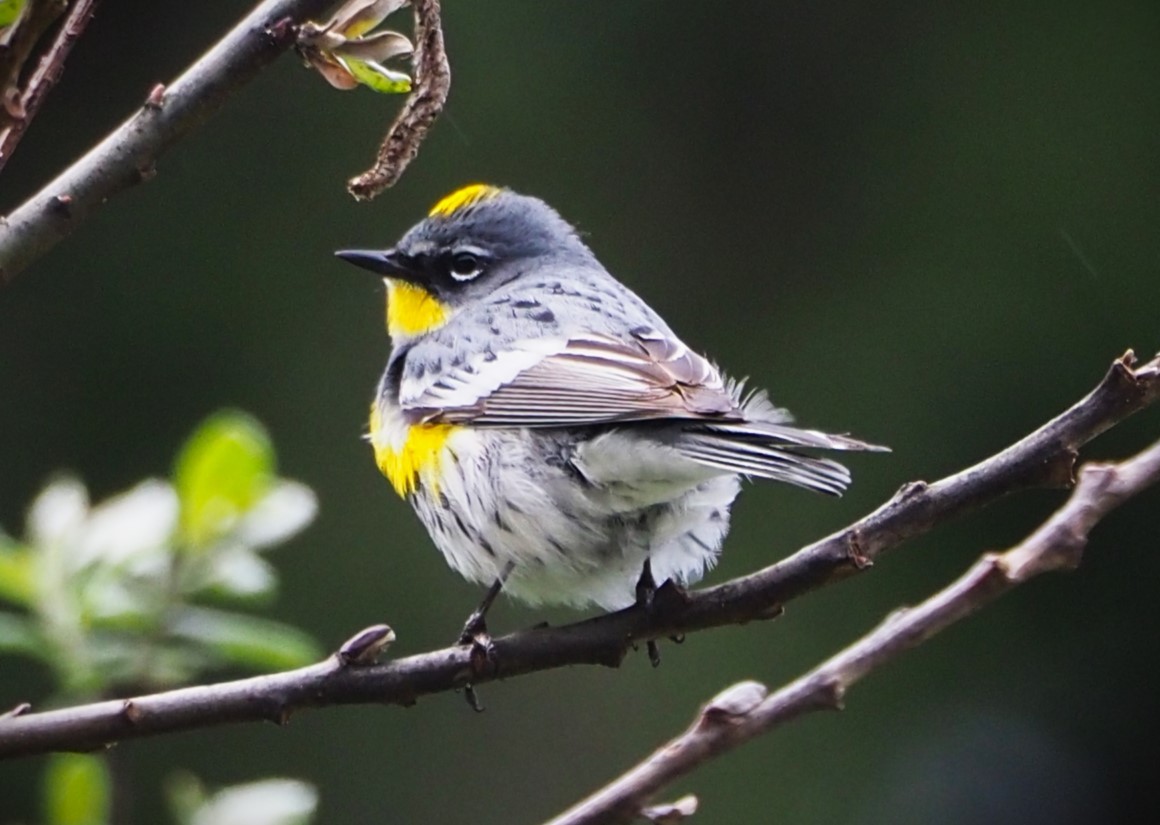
[
  {"x1": 386, "y1": 279, "x2": 449, "y2": 337},
  {"x1": 428, "y1": 184, "x2": 501, "y2": 218},
  {"x1": 374, "y1": 420, "x2": 458, "y2": 497}
]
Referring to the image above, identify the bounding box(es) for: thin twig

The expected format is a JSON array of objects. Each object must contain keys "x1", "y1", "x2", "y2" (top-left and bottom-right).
[
  {"x1": 346, "y1": 0, "x2": 449, "y2": 200},
  {"x1": 0, "y1": 351, "x2": 1156, "y2": 760},
  {"x1": 0, "y1": 0, "x2": 67, "y2": 121},
  {"x1": 545, "y1": 438, "x2": 1160, "y2": 825},
  {"x1": 0, "y1": 0, "x2": 339, "y2": 285},
  {"x1": 0, "y1": 0, "x2": 101, "y2": 174}
]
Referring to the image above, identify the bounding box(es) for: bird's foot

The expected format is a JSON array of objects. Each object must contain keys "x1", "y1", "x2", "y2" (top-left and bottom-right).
[
  {"x1": 634, "y1": 559, "x2": 663, "y2": 668},
  {"x1": 455, "y1": 566, "x2": 512, "y2": 712}
]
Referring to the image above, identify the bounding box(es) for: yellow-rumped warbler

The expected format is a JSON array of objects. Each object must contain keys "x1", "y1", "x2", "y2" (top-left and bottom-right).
[{"x1": 337, "y1": 184, "x2": 884, "y2": 631}]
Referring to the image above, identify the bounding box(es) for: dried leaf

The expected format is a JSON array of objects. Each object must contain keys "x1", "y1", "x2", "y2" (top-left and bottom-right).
[{"x1": 305, "y1": 52, "x2": 360, "y2": 90}]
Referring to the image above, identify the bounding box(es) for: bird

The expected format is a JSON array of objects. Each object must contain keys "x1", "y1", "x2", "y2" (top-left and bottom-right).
[{"x1": 336, "y1": 184, "x2": 884, "y2": 648}]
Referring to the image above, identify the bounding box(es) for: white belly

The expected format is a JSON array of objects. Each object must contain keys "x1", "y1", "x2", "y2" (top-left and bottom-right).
[{"x1": 384, "y1": 418, "x2": 742, "y2": 611}]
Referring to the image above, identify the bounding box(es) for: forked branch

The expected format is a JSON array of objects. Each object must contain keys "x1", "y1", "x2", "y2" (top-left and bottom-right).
[{"x1": 546, "y1": 436, "x2": 1160, "y2": 824}]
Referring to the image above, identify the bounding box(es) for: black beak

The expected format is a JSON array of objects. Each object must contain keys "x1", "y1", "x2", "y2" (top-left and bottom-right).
[{"x1": 334, "y1": 248, "x2": 412, "y2": 277}]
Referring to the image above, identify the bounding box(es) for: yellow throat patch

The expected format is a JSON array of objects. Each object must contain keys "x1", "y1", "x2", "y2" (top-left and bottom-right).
[
  {"x1": 386, "y1": 279, "x2": 448, "y2": 338},
  {"x1": 428, "y1": 184, "x2": 501, "y2": 218},
  {"x1": 370, "y1": 404, "x2": 457, "y2": 497}
]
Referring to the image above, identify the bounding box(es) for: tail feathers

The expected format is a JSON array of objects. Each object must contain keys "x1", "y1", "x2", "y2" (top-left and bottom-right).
[
  {"x1": 676, "y1": 434, "x2": 853, "y2": 496},
  {"x1": 705, "y1": 420, "x2": 890, "y2": 453}
]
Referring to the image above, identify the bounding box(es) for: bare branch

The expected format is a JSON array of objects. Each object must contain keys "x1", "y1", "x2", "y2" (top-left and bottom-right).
[
  {"x1": 346, "y1": 0, "x2": 449, "y2": 200},
  {"x1": 0, "y1": 351, "x2": 1156, "y2": 760},
  {"x1": 544, "y1": 437, "x2": 1160, "y2": 825},
  {"x1": 0, "y1": 0, "x2": 101, "y2": 174},
  {"x1": 0, "y1": 0, "x2": 340, "y2": 285}
]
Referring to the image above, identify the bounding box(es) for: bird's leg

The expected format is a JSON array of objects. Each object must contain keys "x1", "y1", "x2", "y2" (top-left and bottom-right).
[
  {"x1": 634, "y1": 558, "x2": 662, "y2": 668},
  {"x1": 635, "y1": 557, "x2": 657, "y2": 608},
  {"x1": 458, "y1": 561, "x2": 514, "y2": 712},
  {"x1": 457, "y1": 571, "x2": 509, "y2": 647}
]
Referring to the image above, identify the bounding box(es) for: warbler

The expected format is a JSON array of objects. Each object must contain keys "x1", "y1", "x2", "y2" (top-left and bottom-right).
[{"x1": 337, "y1": 184, "x2": 883, "y2": 626}]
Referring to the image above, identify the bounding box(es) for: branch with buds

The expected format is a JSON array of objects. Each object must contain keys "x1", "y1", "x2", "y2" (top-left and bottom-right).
[
  {"x1": 0, "y1": 351, "x2": 1156, "y2": 764},
  {"x1": 547, "y1": 435, "x2": 1160, "y2": 824}
]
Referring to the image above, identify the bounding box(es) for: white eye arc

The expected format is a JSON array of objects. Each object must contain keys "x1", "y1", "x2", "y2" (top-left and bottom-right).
[{"x1": 449, "y1": 249, "x2": 486, "y2": 281}]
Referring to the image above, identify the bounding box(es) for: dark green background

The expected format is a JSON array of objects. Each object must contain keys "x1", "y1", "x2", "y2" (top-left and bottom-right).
[{"x1": 2, "y1": 1, "x2": 1158, "y2": 822}]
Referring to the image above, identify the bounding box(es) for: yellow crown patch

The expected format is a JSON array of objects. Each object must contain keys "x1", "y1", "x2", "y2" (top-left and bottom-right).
[{"x1": 428, "y1": 184, "x2": 501, "y2": 218}]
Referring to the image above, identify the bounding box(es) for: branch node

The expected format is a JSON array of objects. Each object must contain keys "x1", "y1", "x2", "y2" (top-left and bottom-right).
[
  {"x1": 846, "y1": 527, "x2": 873, "y2": 569},
  {"x1": 754, "y1": 603, "x2": 784, "y2": 621},
  {"x1": 50, "y1": 193, "x2": 73, "y2": 216},
  {"x1": 337, "y1": 623, "x2": 397, "y2": 666},
  {"x1": 892, "y1": 480, "x2": 929, "y2": 503},
  {"x1": 0, "y1": 702, "x2": 31, "y2": 721},
  {"x1": 121, "y1": 699, "x2": 143, "y2": 725},
  {"x1": 1103, "y1": 349, "x2": 1144, "y2": 399},
  {"x1": 882, "y1": 605, "x2": 911, "y2": 626},
  {"x1": 143, "y1": 82, "x2": 167, "y2": 110},
  {"x1": 265, "y1": 15, "x2": 296, "y2": 44},
  {"x1": 698, "y1": 680, "x2": 767, "y2": 728}
]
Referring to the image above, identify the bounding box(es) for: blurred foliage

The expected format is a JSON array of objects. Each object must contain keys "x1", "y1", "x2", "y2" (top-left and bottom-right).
[
  {"x1": 43, "y1": 754, "x2": 109, "y2": 825},
  {"x1": 0, "y1": 410, "x2": 320, "y2": 696},
  {"x1": 0, "y1": 0, "x2": 28, "y2": 30},
  {"x1": 167, "y1": 774, "x2": 318, "y2": 825},
  {"x1": 1, "y1": 413, "x2": 321, "y2": 825}
]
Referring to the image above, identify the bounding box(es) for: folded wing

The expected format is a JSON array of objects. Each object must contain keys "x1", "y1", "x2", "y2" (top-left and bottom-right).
[{"x1": 400, "y1": 329, "x2": 886, "y2": 495}]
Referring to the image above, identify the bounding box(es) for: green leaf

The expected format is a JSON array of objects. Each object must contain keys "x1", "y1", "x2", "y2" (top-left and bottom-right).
[
  {"x1": 44, "y1": 754, "x2": 110, "y2": 825},
  {"x1": 339, "y1": 56, "x2": 412, "y2": 94},
  {"x1": 171, "y1": 607, "x2": 322, "y2": 671},
  {"x1": 0, "y1": 0, "x2": 27, "y2": 28},
  {"x1": 174, "y1": 411, "x2": 275, "y2": 548},
  {"x1": 0, "y1": 538, "x2": 34, "y2": 606},
  {"x1": 0, "y1": 611, "x2": 40, "y2": 657}
]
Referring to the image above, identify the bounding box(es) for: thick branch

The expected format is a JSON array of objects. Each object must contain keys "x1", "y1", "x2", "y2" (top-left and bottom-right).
[
  {"x1": 546, "y1": 438, "x2": 1160, "y2": 825},
  {"x1": 0, "y1": 351, "x2": 1157, "y2": 759},
  {"x1": 0, "y1": 0, "x2": 339, "y2": 284},
  {"x1": 0, "y1": 0, "x2": 100, "y2": 174}
]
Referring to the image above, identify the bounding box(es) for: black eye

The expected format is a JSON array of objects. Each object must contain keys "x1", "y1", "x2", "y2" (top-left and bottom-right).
[{"x1": 449, "y1": 251, "x2": 484, "y2": 281}]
